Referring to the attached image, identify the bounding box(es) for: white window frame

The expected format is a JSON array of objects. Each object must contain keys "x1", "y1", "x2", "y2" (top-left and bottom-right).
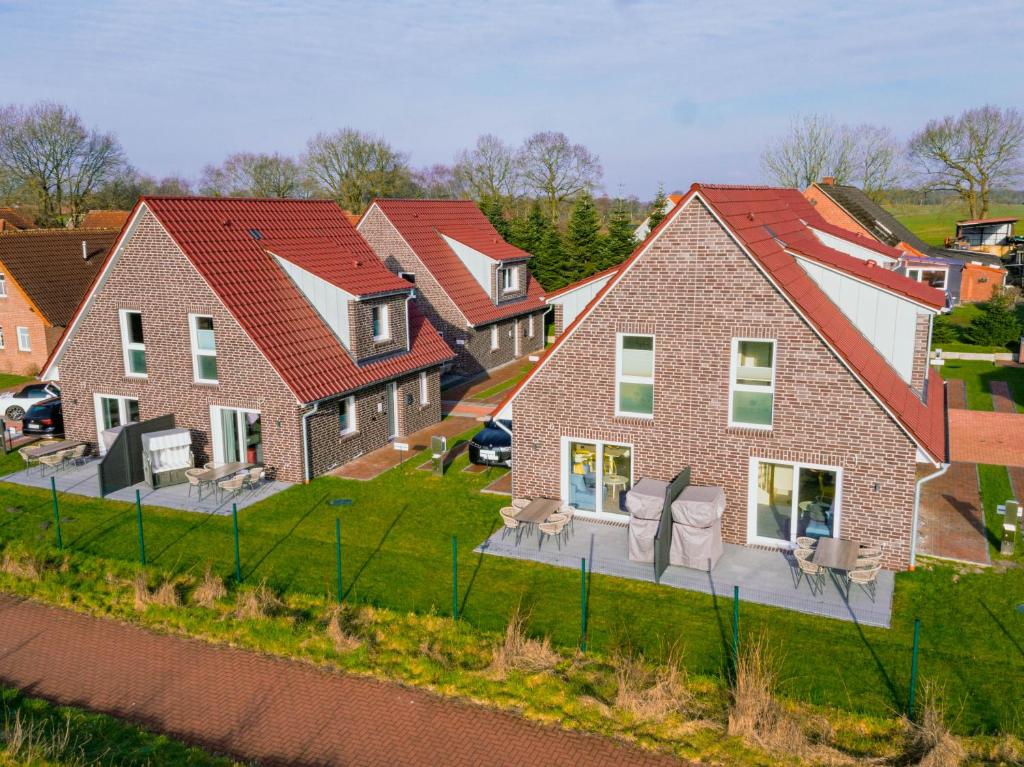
[
  {"x1": 0, "y1": 273, "x2": 6, "y2": 297},
  {"x1": 728, "y1": 337, "x2": 776, "y2": 429},
  {"x1": 209, "y1": 405, "x2": 262, "y2": 464},
  {"x1": 419, "y1": 371, "x2": 429, "y2": 406},
  {"x1": 559, "y1": 436, "x2": 635, "y2": 520},
  {"x1": 93, "y1": 393, "x2": 140, "y2": 452},
  {"x1": 614, "y1": 332, "x2": 655, "y2": 418},
  {"x1": 188, "y1": 314, "x2": 218, "y2": 384},
  {"x1": 906, "y1": 267, "x2": 948, "y2": 291},
  {"x1": 339, "y1": 395, "x2": 356, "y2": 435},
  {"x1": 371, "y1": 304, "x2": 390, "y2": 342},
  {"x1": 118, "y1": 309, "x2": 147, "y2": 378},
  {"x1": 746, "y1": 457, "x2": 843, "y2": 548},
  {"x1": 398, "y1": 271, "x2": 416, "y2": 283},
  {"x1": 490, "y1": 323, "x2": 499, "y2": 350},
  {"x1": 16, "y1": 326, "x2": 30, "y2": 352},
  {"x1": 527, "y1": 314, "x2": 534, "y2": 338},
  {"x1": 500, "y1": 266, "x2": 518, "y2": 293}
]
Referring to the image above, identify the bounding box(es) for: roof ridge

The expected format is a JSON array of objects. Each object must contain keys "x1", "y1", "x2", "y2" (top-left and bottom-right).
[
  {"x1": 0, "y1": 227, "x2": 121, "y2": 237},
  {"x1": 140, "y1": 195, "x2": 339, "y2": 204}
]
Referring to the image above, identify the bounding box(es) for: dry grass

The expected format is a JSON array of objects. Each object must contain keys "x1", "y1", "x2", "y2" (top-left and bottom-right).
[
  {"x1": 326, "y1": 605, "x2": 363, "y2": 653},
  {"x1": 1, "y1": 709, "x2": 84, "y2": 766},
  {"x1": 132, "y1": 573, "x2": 180, "y2": 610},
  {"x1": 902, "y1": 684, "x2": 964, "y2": 767},
  {"x1": 132, "y1": 572, "x2": 151, "y2": 611},
  {"x1": 192, "y1": 568, "x2": 227, "y2": 608},
  {"x1": 490, "y1": 605, "x2": 560, "y2": 678},
  {"x1": 0, "y1": 548, "x2": 43, "y2": 581},
  {"x1": 613, "y1": 648, "x2": 692, "y2": 722},
  {"x1": 234, "y1": 580, "x2": 282, "y2": 620}
]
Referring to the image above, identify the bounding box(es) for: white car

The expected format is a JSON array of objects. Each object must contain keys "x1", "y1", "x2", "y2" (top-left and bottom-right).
[{"x1": 0, "y1": 382, "x2": 60, "y2": 421}]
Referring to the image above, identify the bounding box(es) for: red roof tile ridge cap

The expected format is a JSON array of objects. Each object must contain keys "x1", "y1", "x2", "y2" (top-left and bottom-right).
[{"x1": 0, "y1": 227, "x2": 120, "y2": 237}]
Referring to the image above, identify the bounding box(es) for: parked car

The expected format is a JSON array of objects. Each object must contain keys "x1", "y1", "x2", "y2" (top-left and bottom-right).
[
  {"x1": 469, "y1": 419, "x2": 512, "y2": 467},
  {"x1": 0, "y1": 382, "x2": 60, "y2": 421},
  {"x1": 21, "y1": 398, "x2": 64, "y2": 437}
]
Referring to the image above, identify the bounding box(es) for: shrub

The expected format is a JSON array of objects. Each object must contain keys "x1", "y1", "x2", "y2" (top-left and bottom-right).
[
  {"x1": 490, "y1": 605, "x2": 560, "y2": 677},
  {"x1": 234, "y1": 581, "x2": 282, "y2": 620},
  {"x1": 965, "y1": 287, "x2": 1022, "y2": 347},
  {"x1": 191, "y1": 568, "x2": 227, "y2": 608}
]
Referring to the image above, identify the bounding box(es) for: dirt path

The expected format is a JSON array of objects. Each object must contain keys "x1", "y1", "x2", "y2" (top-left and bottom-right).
[{"x1": 0, "y1": 595, "x2": 687, "y2": 767}]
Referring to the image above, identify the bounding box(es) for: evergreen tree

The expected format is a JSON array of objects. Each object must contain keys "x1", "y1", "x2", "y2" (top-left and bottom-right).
[
  {"x1": 479, "y1": 195, "x2": 510, "y2": 239},
  {"x1": 563, "y1": 192, "x2": 603, "y2": 282},
  {"x1": 966, "y1": 288, "x2": 1022, "y2": 347},
  {"x1": 529, "y1": 222, "x2": 566, "y2": 291},
  {"x1": 645, "y1": 183, "x2": 668, "y2": 233},
  {"x1": 508, "y1": 199, "x2": 548, "y2": 254},
  {"x1": 602, "y1": 199, "x2": 637, "y2": 269}
]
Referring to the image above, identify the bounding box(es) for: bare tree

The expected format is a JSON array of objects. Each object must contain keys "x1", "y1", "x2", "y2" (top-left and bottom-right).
[
  {"x1": 849, "y1": 124, "x2": 904, "y2": 202},
  {"x1": 517, "y1": 131, "x2": 602, "y2": 222},
  {"x1": 88, "y1": 168, "x2": 192, "y2": 210},
  {"x1": 199, "y1": 152, "x2": 307, "y2": 198},
  {"x1": 760, "y1": 114, "x2": 855, "y2": 189},
  {"x1": 412, "y1": 163, "x2": 460, "y2": 199},
  {"x1": 304, "y1": 128, "x2": 415, "y2": 213},
  {"x1": 0, "y1": 102, "x2": 126, "y2": 226},
  {"x1": 909, "y1": 105, "x2": 1024, "y2": 218},
  {"x1": 452, "y1": 134, "x2": 519, "y2": 200}
]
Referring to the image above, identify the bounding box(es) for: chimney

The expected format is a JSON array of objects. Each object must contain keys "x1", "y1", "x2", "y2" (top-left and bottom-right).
[
  {"x1": 822, "y1": 176, "x2": 835, "y2": 186},
  {"x1": 81, "y1": 240, "x2": 87, "y2": 260}
]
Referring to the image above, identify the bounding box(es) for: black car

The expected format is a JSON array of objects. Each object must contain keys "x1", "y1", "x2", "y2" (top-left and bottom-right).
[
  {"x1": 469, "y1": 419, "x2": 512, "y2": 467},
  {"x1": 21, "y1": 398, "x2": 64, "y2": 437}
]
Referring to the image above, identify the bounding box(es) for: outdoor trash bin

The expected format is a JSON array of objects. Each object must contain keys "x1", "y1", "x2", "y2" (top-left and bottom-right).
[
  {"x1": 626, "y1": 477, "x2": 669, "y2": 563},
  {"x1": 670, "y1": 485, "x2": 725, "y2": 570}
]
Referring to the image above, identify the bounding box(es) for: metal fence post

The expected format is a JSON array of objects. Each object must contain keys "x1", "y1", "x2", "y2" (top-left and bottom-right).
[
  {"x1": 732, "y1": 585, "x2": 740, "y2": 663},
  {"x1": 451, "y1": 535, "x2": 458, "y2": 619},
  {"x1": 908, "y1": 617, "x2": 921, "y2": 718},
  {"x1": 135, "y1": 489, "x2": 146, "y2": 566},
  {"x1": 580, "y1": 557, "x2": 588, "y2": 652},
  {"x1": 335, "y1": 517, "x2": 343, "y2": 604},
  {"x1": 50, "y1": 477, "x2": 62, "y2": 550},
  {"x1": 232, "y1": 503, "x2": 242, "y2": 583}
]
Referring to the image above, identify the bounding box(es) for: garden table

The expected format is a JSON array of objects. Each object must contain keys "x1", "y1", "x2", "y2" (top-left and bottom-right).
[
  {"x1": 22, "y1": 440, "x2": 85, "y2": 459},
  {"x1": 812, "y1": 536, "x2": 860, "y2": 572},
  {"x1": 196, "y1": 462, "x2": 252, "y2": 483},
  {"x1": 515, "y1": 497, "x2": 561, "y2": 524}
]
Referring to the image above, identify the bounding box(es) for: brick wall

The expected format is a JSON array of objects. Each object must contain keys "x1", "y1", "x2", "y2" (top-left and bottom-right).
[
  {"x1": 511, "y1": 199, "x2": 922, "y2": 570},
  {"x1": 358, "y1": 207, "x2": 544, "y2": 376},
  {"x1": 55, "y1": 210, "x2": 307, "y2": 482},
  {"x1": 911, "y1": 313, "x2": 931, "y2": 397},
  {"x1": 347, "y1": 293, "x2": 409, "y2": 361},
  {"x1": 0, "y1": 269, "x2": 54, "y2": 375},
  {"x1": 552, "y1": 305, "x2": 564, "y2": 337},
  {"x1": 305, "y1": 367, "x2": 441, "y2": 475},
  {"x1": 491, "y1": 261, "x2": 529, "y2": 305},
  {"x1": 803, "y1": 186, "x2": 876, "y2": 240}
]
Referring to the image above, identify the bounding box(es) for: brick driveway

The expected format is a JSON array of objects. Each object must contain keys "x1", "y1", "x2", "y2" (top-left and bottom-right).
[
  {"x1": 0, "y1": 596, "x2": 687, "y2": 767},
  {"x1": 948, "y1": 409, "x2": 1024, "y2": 467}
]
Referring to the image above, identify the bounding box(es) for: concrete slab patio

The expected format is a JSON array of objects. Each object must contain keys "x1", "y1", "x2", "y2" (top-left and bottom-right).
[
  {"x1": 3, "y1": 458, "x2": 290, "y2": 515},
  {"x1": 477, "y1": 519, "x2": 895, "y2": 628}
]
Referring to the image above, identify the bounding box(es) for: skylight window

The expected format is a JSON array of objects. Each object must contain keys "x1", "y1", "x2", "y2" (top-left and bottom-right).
[{"x1": 248, "y1": 228, "x2": 263, "y2": 240}]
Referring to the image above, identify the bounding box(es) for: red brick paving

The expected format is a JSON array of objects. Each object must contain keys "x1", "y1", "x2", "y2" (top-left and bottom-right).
[
  {"x1": 946, "y1": 379, "x2": 967, "y2": 410},
  {"x1": 331, "y1": 416, "x2": 476, "y2": 480},
  {"x1": 0, "y1": 595, "x2": 687, "y2": 767},
  {"x1": 482, "y1": 470, "x2": 512, "y2": 495},
  {"x1": 989, "y1": 380, "x2": 1017, "y2": 414},
  {"x1": 948, "y1": 409, "x2": 1024, "y2": 467},
  {"x1": 917, "y1": 462, "x2": 990, "y2": 565}
]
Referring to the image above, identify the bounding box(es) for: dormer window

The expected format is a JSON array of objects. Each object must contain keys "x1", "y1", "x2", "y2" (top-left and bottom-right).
[
  {"x1": 371, "y1": 304, "x2": 390, "y2": 342},
  {"x1": 500, "y1": 267, "x2": 518, "y2": 293}
]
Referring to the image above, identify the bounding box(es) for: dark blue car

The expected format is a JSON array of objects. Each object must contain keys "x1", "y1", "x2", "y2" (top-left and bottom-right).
[{"x1": 469, "y1": 420, "x2": 512, "y2": 467}]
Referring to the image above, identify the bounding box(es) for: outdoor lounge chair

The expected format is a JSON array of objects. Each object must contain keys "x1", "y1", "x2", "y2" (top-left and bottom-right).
[
  {"x1": 499, "y1": 507, "x2": 521, "y2": 542},
  {"x1": 793, "y1": 548, "x2": 825, "y2": 596},
  {"x1": 217, "y1": 475, "x2": 245, "y2": 503},
  {"x1": 847, "y1": 563, "x2": 882, "y2": 602}
]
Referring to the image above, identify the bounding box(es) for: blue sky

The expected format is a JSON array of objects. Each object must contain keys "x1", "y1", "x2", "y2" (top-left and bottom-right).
[{"x1": 3, "y1": 0, "x2": 1022, "y2": 197}]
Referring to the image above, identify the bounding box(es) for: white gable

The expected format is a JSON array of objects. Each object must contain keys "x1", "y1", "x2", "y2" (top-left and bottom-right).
[
  {"x1": 273, "y1": 255, "x2": 355, "y2": 350},
  {"x1": 546, "y1": 273, "x2": 616, "y2": 330},
  {"x1": 809, "y1": 227, "x2": 897, "y2": 266},
  {"x1": 796, "y1": 256, "x2": 932, "y2": 384},
  {"x1": 441, "y1": 234, "x2": 492, "y2": 294}
]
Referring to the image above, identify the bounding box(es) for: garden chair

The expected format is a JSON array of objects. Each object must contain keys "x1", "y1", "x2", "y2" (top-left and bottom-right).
[
  {"x1": 847, "y1": 563, "x2": 882, "y2": 602},
  {"x1": 204, "y1": 462, "x2": 216, "y2": 470},
  {"x1": 37, "y1": 450, "x2": 69, "y2": 476},
  {"x1": 184, "y1": 468, "x2": 207, "y2": 499},
  {"x1": 795, "y1": 536, "x2": 817, "y2": 550},
  {"x1": 537, "y1": 516, "x2": 569, "y2": 551},
  {"x1": 499, "y1": 506, "x2": 521, "y2": 542},
  {"x1": 511, "y1": 498, "x2": 531, "y2": 510},
  {"x1": 792, "y1": 547, "x2": 825, "y2": 596},
  {"x1": 18, "y1": 447, "x2": 38, "y2": 472},
  {"x1": 244, "y1": 467, "x2": 266, "y2": 492},
  {"x1": 556, "y1": 506, "x2": 575, "y2": 533},
  {"x1": 217, "y1": 475, "x2": 245, "y2": 503},
  {"x1": 858, "y1": 544, "x2": 882, "y2": 559},
  {"x1": 66, "y1": 444, "x2": 88, "y2": 468}
]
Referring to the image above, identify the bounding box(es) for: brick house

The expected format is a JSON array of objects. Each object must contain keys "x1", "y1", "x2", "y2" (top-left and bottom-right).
[
  {"x1": 0, "y1": 228, "x2": 117, "y2": 375},
  {"x1": 493, "y1": 185, "x2": 947, "y2": 571},
  {"x1": 804, "y1": 179, "x2": 1006, "y2": 304},
  {"x1": 358, "y1": 199, "x2": 547, "y2": 378},
  {"x1": 42, "y1": 197, "x2": 453, "y2": 483}
]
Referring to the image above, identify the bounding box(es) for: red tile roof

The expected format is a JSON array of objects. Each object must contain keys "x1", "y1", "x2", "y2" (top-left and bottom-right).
[
  {"x1": 957, "y1": 217, "x2": 1017, "y2": 226},
  {"x1": 264, "y1": 238, "x2": 413, "y2": 297},
  {"x1": 48, "y1": 197, "x2": 452, "y2": 403},
  {"x1": 0, "y1": 207, "x2": 35, "y2": 230},
  {"x1": 495, "y1": 184, "x2": 947, "y2": 463},
  {"x1": 367, "y1": 199, "x2": 546, "y2": 326},
  {"x1": 80, "y1": 210, "x2": 131, "y2": 229}
]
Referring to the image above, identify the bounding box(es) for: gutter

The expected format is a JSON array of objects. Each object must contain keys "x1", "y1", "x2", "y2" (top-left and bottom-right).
[
  {"x1": 910, "y1": 462, "x2": 949, "y2": 569},
  {"x1": 301, "y1": 401, "x2": 321, "y2": 483},
  {"x1": 405, "y1": 291, "x2": 415, "y2": 352}
]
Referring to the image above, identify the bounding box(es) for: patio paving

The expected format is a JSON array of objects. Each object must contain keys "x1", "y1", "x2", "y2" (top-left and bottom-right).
[
  {"x1": 917, "y1": 462, "x2": 990, "y2": 565},
  {"x1": 3, "y1": 459, "x2": 290, "y2": 515},
  {"x1": 330, "y1": 416, "x2": 477, "y2": 481},
  {"x1": 948, "y1": 409, "x2": 1024, "y2": 466},
  {"x1": 477, "y1": 519, "x2": 895, "y2": 628}
]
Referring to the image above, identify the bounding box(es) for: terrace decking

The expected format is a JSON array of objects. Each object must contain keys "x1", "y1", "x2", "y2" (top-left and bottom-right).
[
  {"x1": 3, "y1": 458, "x2": 290, "y2": 515},
  {"x1": 477, "y1": 518, "x2": 895, "y2": 627}
]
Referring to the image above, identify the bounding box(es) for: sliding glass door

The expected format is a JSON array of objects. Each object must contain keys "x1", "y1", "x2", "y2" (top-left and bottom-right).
[
  {"x1": 93, "y1": 394, "x2": 140, "y2": 453},
  {"x1": 749, "y1": 458, "x2": 839, "y2": 545},
  {"x1": 211, "y1": 406, "x2": 263, "y2": 465},
  {"x1": 564, "y1": 439, "x2": 633, "y2": 516}
]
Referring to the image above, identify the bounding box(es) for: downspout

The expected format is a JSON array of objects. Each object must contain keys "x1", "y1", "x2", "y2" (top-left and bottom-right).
[
  {"x1": 301, "y1": 401, "x2": 320, "y2": 483},
  {"x1": 405, "y1": 290, "x2": 415, "y2": 352},
  {"x1": 910, "y1": 462, "x2": 949, "y2": 569}
]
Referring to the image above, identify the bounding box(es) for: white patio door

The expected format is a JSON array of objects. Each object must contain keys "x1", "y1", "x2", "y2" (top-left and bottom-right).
[
  {"x1": 387, "y1": 382, "x2": 398, "y2": 439},
  {"x1": 747, "y1": 458, "x2": 841, "y2": 546},
  {"x1": 562, "y1": 438, "x2": 633, "y2": 518},
  {"x1": 93, "y1": 394, "x2": 140, "y2": 453},
  {"x1": 210, "y1": 406, "x2": 263, "y2": 465}
]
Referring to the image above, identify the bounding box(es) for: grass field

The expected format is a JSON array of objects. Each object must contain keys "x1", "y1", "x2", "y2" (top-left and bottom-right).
[
  {"x1": 938, "y1": 358, "x2": 1024, "y2": 412},
  {"x1": 0, "y1": 373, "x2": 34, "y2": 391},
  {"x1": 0, "y1": 427, "x2": 1022, "y2": 738},
  {"x1": 887, "y1": 202, "x2": 1024, "y2": 247}
]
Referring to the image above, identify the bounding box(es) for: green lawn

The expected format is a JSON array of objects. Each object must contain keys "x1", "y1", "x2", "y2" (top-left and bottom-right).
[
  {"x1": 469, "y1": 363, "x2": 533, "y2": 401},
  {"x1": 0, "y1": 373, "x2": 34, "y2": 390},
  {"x1": 978, "y1": 464, "x2": 1015, "y2": 563},
  {"x1": 938, "y1": 359, "x2": 1024, "y2": 412},
  {"x1": 1, "y1": 430, "x2": 1023, "y2": 737},
  {"x1": 889, "y1": 202, "x2": 1024, "y2": 247}
]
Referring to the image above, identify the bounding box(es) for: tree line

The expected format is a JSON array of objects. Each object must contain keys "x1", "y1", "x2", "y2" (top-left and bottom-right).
[{"x1": 760, "y1": 106, "x2": 1024, "y2": 218}]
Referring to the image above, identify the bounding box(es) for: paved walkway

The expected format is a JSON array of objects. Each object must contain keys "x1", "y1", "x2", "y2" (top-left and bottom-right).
[
  {"x1": 0, "y1": 595, "x2": 686, "y2": 767},
  {"x1": 948, "y1": 409, "x2": 1024, "y2": 466},
  {"x1": 442, "y1": 357, "x2": 535, "y2": 417},
  {"x1": 917, "y1": 462, "x2": 990, "y2": 565},
  {"x1": 330, "y1": 416, "x2": 477, "y2": 480}
]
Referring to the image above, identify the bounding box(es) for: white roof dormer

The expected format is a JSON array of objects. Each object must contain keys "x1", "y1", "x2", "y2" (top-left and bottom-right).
[
  {"x1": 273, "y1": 254, "x2": 355, "y2": 350},
  {"x1": 440, "y1": 234, "x2": 494, "y2": 294}
]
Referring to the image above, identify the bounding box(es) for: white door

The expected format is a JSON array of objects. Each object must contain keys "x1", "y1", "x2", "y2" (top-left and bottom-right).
[
  {"x1": 747, "y1": 458, "x2": 841, "y2": 546},
  {"x1": 93, "y1": 394, "x2": 140, "y2": 453},
  {"x1": 561, "y1": 438, "x2": 633, "y2": 518},
  {"x1": 210, "y1": 406, "x2": 263, "y2": 465},
  {"x1": 387, "y1": 382, "x2": 398, "y2": 439}
]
